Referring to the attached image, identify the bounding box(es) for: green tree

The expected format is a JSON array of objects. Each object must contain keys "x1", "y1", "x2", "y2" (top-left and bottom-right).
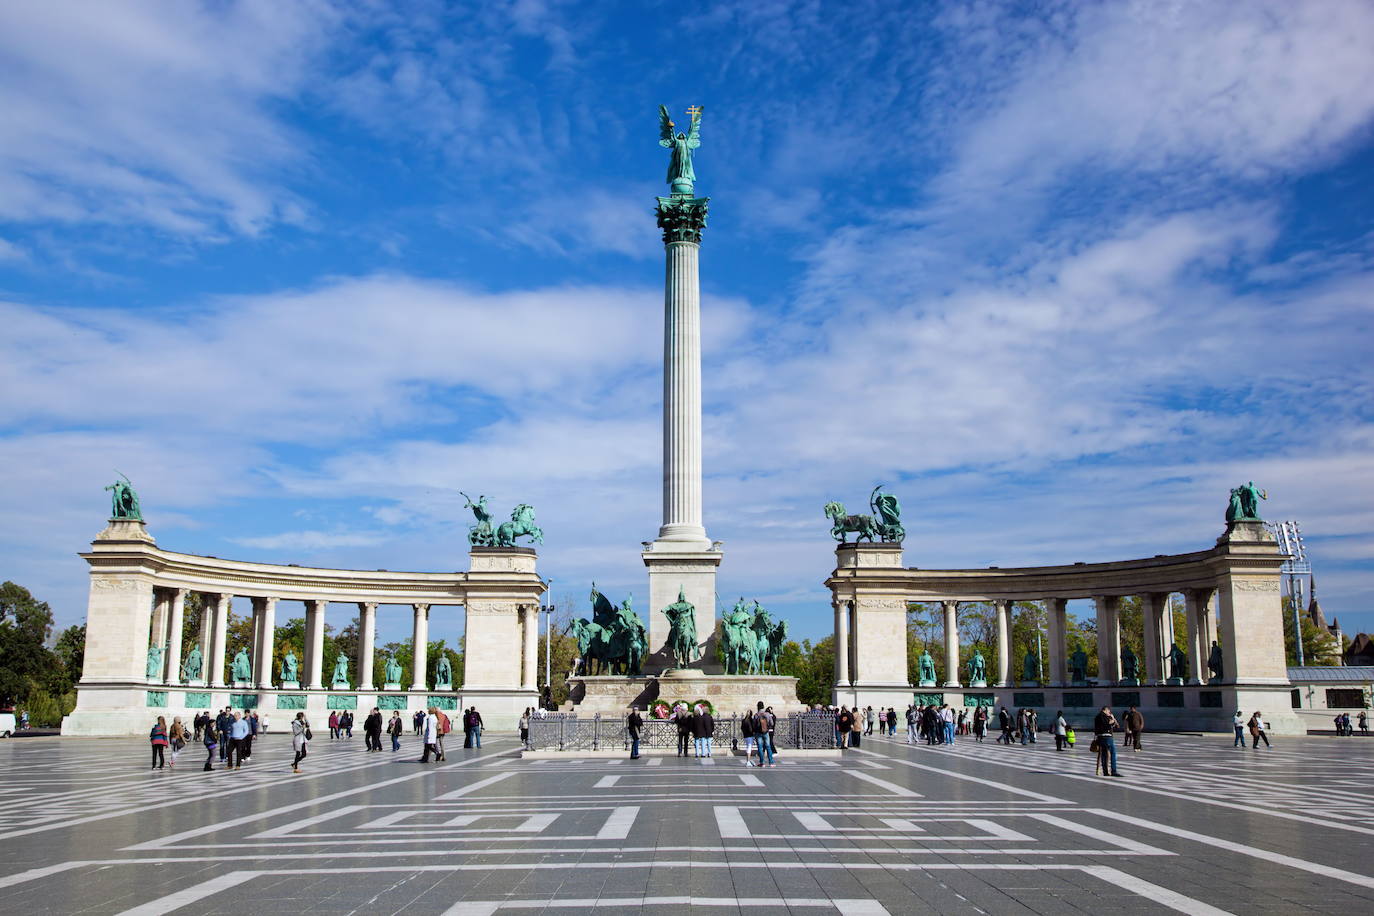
[
  {"x1": 53, "y1": 624, "x2": 87, "y2": 693},
  {"x1": 782, "y1": 636, "x2": 834, "y2": 707},
  {"x1": 0, "y1": 582, "x2": 58, "y2": 707}
]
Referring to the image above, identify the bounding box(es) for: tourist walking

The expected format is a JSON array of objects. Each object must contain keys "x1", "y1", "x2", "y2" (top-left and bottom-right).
[
  {"x1": 694, "y1": 705, "x2": 715, "y2": 757},
  {"x1": 1360, "y1": 711, "x2": 1369, "y2": 735},
  {"x1": 741, "y1": 709, "x2": 758, "y2": 766},
  {"x1": 387, "y1": 711, "x2": 404, "y2": 751},
  {"x1": 435, "y1": 707, "x2": 450, "y2": 760},
  {"x1": 259, "y1": 713, "x2": 270, "y2": 734},
  {"x1": 413, "y1": 710, "x2": 424, "y2": 736},
  {"x1": 149, "y1": 716, "x2": 169, "y2": 770},
  {"x1": 291, "y1": 712, "x2": 311, "y2": 773},
  {"x1": 420, "y1": 707, "x2": 440, "y2": 763},
  {"x1": 168, "y1": 716, "x2": 187, "y2": 767},
  {"x1": 835, "y1": 706, "x2": 854, "y2": 749},
  {"x1": 228, "y1": 712, "x2": 251, "y2": 768},
  {"x1": 942, "y1": 705, "x2": 956, "y2": 744},
  {"x1": 343, "y1": 711, "x2": 354, "y2": 738},
  {"x1": 888, "y1": 707, "x2": 898, "y2": 736},
  {"x1": 1092, "y1": 706, "x2": 1122, "y2": 777},
  {"x1": 905, "y1": 705, "x2": 917, "y2": 743},
  {"x1": 755, "y1": 702, "x2": 775, "y2": 767},
  {"x1": 364, "y1": 707, "x2": 383, "y2": 752},
  {"x1": 216, "y1": 708, "x2": 232, "y2": 760},
  {"x1": 328, "y1": 711, "x2": 340, "y2": 740},
  {"x1": 865, "y1": 706, "x2": 875, "y2": 736},
  {"x1": 202, "y1": 720, "x2": 218, "y2": 771},
  {"x1": 1125, "y1": 706, "x2": 1145, "y2": 751},
  {"x1": 1233, "y1": 709, "x2": 1247, "y2": 747},
  {"x1": 1249, "y1": 711, "x2": 1271, "y2": 748},
  {"x1": 973, "y1": 706, "x2": 988, "y2": 743},
  {"x1": 1053, "y1": 710, "x2": 1068, "y2": 751},
  {"x1": 675, "y1": 705, "x2": 693, "y2": 757},
  {"x1": 627, "y1": 706, "x2": 643, "y2": 760},
  {"x1": 519, "y1": 708, "x2": 531, "y2": 749}
]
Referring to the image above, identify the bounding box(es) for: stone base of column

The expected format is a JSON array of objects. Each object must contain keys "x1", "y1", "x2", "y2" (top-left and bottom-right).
[
  {"x1": 845, "y1": 682, "x2": 915, "y2": 712},
  {"x1": 457, "y1": 686, "x2": 539, "y2": 731},
  {"x1": 642, "y1": 539, "x2": 723, "y2": 675}
]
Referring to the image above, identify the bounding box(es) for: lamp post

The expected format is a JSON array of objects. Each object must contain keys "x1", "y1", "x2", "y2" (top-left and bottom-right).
[
  {"x1": 1266, "y1": 521, "x2": 1311, "y2": 666},
  {"x1": 543, "y1": 578, "x2": 553, "y2": 695}
]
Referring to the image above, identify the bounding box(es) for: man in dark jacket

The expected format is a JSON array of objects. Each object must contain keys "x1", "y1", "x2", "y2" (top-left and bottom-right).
[
  {"x1": 997, "y1": 706, "x2": 1012, "y2": 744},
  {"x1": 675, "y1": 708, "x2": 694, "y2": 757},
  {"x1": 693, "y1": 707, "x2": 715, "y2": 757},
  {"x1": 215, "y1": 708, "x2": 232, "y2": 760},
  {"x1": 1094, "y1": 706, "x2": 1122, "y2": 777},
  {"x1": 364, "y1": 708, "x2": 384, "y2": 752},
  {"x1": 835, "y1": 706, "x2": 854, "y2": 748},
  {"x1": 626, "y1": 706, "x2": 644, "y2": 760}
]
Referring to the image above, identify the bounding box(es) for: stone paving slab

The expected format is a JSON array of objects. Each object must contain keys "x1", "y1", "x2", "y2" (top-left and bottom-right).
[{"x1": 1, "y1": 729, "x2": 1372, "y2": 914}]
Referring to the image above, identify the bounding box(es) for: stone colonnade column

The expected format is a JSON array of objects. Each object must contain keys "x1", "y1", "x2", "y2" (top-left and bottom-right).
[
  {"x1": 197, "y1": 594, "x2": 214, "y2": 682},
  {"x1": 1142, "y1": 592, "x2": 1168, "y2": 684},
  {"x1": 411, "y1": 603, "x2": 430, "y2": 691},
  {"x1": 163, "y1": 588, "x2": 186, "y2": 684},
  {"x1": 150, "y1": 590, "x2": 168, "y2": 658},
  {"x1": 305, "y1": 600, "x2": 326, "y2": 690},
  {"x1": 209, "y1": 594, "x2": 230, "y2": 688},
  {"x1": 521, "y1": 605, "x2": 538, "y2": 691},
  {"x1": 357, "y1": 602, "x2": 378, "y2": 691},
  {"x1": 834, "y1": 600, "x2": 851, "y2": 687},
  {"x1": 942, "y1": 600, "x2": 961, "y2": 687},
  {"x1": 257, "y1": 597, "x2": 277, "y2": 689},
  {"x1": 1044, "y1": 597, "x2": 1068, "y2": 686},
  {"x1": 994, "y1": 599, "x2": 1012, "y2": 687},
  {"x1": 1094, "y1": 595, "x2": 1121, "y2": 684},
  {"x1": 1184, "y1": 589, "x2": 1211, "y2": 684},
  {"x1": 249, "y1": 598, "x2": 264, "y2": 685},
  {"x1": 659, "y1": 236, "x2": 705, "y2": 541}
]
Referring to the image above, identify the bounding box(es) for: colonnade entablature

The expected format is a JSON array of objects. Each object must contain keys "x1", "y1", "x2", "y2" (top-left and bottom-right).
[
  {"x1": 64, "y1": 517, "x2": 545, "y2": 734},
  {"x1": 825, "y1": 520, "x2": 1301, "y2": 734}
]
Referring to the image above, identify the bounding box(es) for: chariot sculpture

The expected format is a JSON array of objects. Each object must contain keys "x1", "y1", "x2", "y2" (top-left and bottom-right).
[
  {"x1": 824, "y1": 485, "x2": 904, "y2": 543},
  {"x1": 463, "y1": 493, "x2": 544, "y2": 547}
]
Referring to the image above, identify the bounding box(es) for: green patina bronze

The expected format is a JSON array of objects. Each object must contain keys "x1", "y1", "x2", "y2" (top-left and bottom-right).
[
  {"x1": 184, "y1": 691, "x2": 210, "y2": 708},
  {"x1": 967, "y1": 649, "x2": 987, "y2": 684},
  {"x1": 434, "y1": 655, "x2": 453, "y2": 690},
  {"x1": 378, "y1": 695, "x2": 407, "y2": 710},
  {"x1": 663, "y1": 587, "x2": 699, "y2": 669},
  {"x1": 429, "y1": 695, "x2": 458, "y2": 711},
  {"x1": 326, "y1": 693, "x2": 357, "y2": 710},
  {"x1": 230, "y1": 648, "x2": 252, "y2": 683},
  {"x1": 1166, "y1": 642, "x2": 1188, "y2": 681},
  {"x1": 659, "y1": 104, "x2": 701, "y2": 195},
  {"x1": 275, "y1": 694, "x2": 306, "y2": 710},
  {"x1": 1069, "y1": 646, "x2": 1089, "y2": 685},
  {"x1": 720, "y1": 598, "x2": 759, "y2": 675},
  {"x1": 280, "y1": 650, "x2": 299, "y2": 684},
  {"x1": 146, "y1": 690, "x2": 168, "y2": 707},
  {"x1": 105, "y1": 473, "x2": 143, "y2": 520},
  {"x1": 181, "y1": 645, "x2": 203, "y2": 681},
  {"x1": 229, "y1": 693, "x2": 258, "y2": 709},
  {"x1": 1021, "y1": 649, "x2": 1041, "y2": 682},
  {"x1": 463, "y1": 494, "x2": 544, "y2": 548},
  {"x1": 1120, "y1": 645, "x2": 1140, "y2": 684},
  {"x1": 383, "y1": 655, "x2": 404, "y2": 685},
  {"x1": 1225, "y1": 481, "x2": 1267, "y2": 523},
  {"x1": 145, "y1": 644, "x2": 163, "y2": 679},
  {"x1": 331, "y1": 652, "x2": 350, "y2": 687},
  {"x1": 655, "y1": 104, "x2": 710, "y2": 244},
  {"x1": 917, "y1": 650, "x2": 936, "y2": 685},
  {"x1": 824, "y1": 486, "x2": 904, "y2": 543},
  {"x1": 573, "y1": 585, "x2": 648, "y2": 676}
]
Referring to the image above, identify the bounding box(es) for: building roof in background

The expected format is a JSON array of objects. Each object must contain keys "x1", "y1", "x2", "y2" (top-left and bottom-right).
[{"x1": 1287, "y1": 666, "x2": 1374, "y2": 682}]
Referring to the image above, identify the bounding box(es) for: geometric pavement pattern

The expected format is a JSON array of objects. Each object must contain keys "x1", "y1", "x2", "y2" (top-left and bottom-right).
[{"x1": 1, "y1": 728, "x2": 1372, "y2": 914}]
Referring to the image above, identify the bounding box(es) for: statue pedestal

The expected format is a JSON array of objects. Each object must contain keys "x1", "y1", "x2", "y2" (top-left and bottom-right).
[
  {"x1": 1165, "y1": 677, "x2": 1184, "y2": 686},
  {"x1": 1118, "y1": 678, "x2": 1139, "y2": 687},
  {"x1": 384, "y1": 682, "x2": 402, "y2": 691},
  {"x1": 917, "y1": 679, "x2": 936, "y2": 688},
  {"x1": 232, "y1": 681, "x2": 252, "y2": 690},
  {"x1": 331, "y1": 683, "x2": 351, "y2": 691},
  {"x1": 184, "y1": 678, "x2": 206, "y2": 688},
  {"x1": 1018, "y1": 681, "x2": 1039, "y2": 688},
  {"x1": 1070, "y1": 678, "x2": 1088, "y2": 688},
  {"x1": 968, "y1": 679, "x2": 987, "y2": 688},
  {"x1": 434, "y1": 683, "x2": 454, "y2": 692},
  {"x1": 280, "y1": 680, "x2": 300, "y2": 690}
]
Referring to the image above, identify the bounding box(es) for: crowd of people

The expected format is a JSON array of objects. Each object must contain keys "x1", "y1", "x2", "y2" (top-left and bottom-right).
[{"x1": 146, "y1": 704, "x2": 487, "y2": 773}]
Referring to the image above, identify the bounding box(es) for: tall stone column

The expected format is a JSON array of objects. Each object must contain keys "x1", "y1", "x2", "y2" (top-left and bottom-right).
[
  {"x1": 149, "y1": 589, "x2": 168, "y2": 659},
  {"x1": 249, "y1": 598, "x2": 264, "y2": 685},
  {"x1": 209, "y1": 594, "x2": 230, "y2": 688},
  {"x1": 1184, "y1": 588, "x2": 1210, "y2": 685},
  {"x1": 411, "y1": 603, "x2": 430, "y2": 692},
  {"x1": 197, "y1": 593, "x2": 214, "y2": 683},
  {"x1": 305, "y1": 600, "x2": 326, "y2": 690},
  {"x1": 942, "y1": 600, "x2": 961, "y2": 687},
  {"x1": 1044, "y1": 597, "x2": 1068, "y2": 687},
  {"x1": 994, "y1": 599, "x2": 1012, "y2": 686},
  {"x1": 1142, "y1": 592, "x2": 1168, "y2": 685},
  {"x1": 833, "y1": 599, "x2": 851, "y2": 687},
  {"x1": 163, "y1": 589, "x2": 186, "y2": 684},
  {"x1": 643, "y1": 191, "x2": 721, "y2": 673},
  {"x1": 1094, "y1": 595, "x2": 1121, "y2": 684},
  {"x1": 521, "y1": 605, "x2": 538, "y2": 691},
  {"x1": 256, "y1": 597, "x2": 277, "y2": 690},
  {"x1": 357, "y1": 602, "x2": 378, "y2": 691}
]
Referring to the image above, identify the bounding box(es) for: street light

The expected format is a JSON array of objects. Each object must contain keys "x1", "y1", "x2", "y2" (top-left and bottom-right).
[
  {"x1": 543, "y1": 578, "x2": 553, "y2": 697},
  {"x1": 1265, "y1": 520, "x2": 1311, "y2": 666}
]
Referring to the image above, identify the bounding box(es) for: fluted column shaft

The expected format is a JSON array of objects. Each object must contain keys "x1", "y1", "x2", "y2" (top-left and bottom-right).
[
  {"x1": 164, "y1": 589, "x2": 186, "y2": 684},
  {"x1": 942, "y1": 600, "x2": 961, "y2": 687},
  {"x1": 834, "y1": 600, "x2": 851, "y2": 687},
  {"x1": 994, "y1": 600, "x2": 1012, "y2": 686},
  {"x1": 209, "y1": 594, "x2": 230, "y2": 688},
  {"x1": 357, "y1": 602, "x2": 377, "y2": 690},
  {"x1": 1044, "y1": 598, "x2": 1068, "y2": 686},
  {"x1": 411, "y1": 603, "x2": 430, "y2": 691},
  {"x1": 660, "y1": 240, "x2": 705, "y2": 541},
  {"x1": 257, "y1": 597, "x2": 277, "y2": 689},
  {"x1": 1143, "y1": 592, "x2": 1168, "y2": 684},
  {"x1": 1095, "y1": 595, "x2": 1122, "y2": 684},
  {"x1": 1184, "y1": 589, "x2": 1212, "y2": 684},
  {"x1": 306, "y1": 600, "x2": 326, "y2": 690}
]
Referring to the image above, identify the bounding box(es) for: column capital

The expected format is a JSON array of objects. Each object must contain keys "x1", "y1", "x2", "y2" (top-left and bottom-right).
[
  {"x1": 941, "y1": 599, "x2": 960, "y2": 612},
  {"x1": 358, "y1": 601, "x2": 379, "y2": 612},
  {"x1": 656, "y1": 195, "x2": 710, "y2": 244},
  {"x1": 413, "y1": 602, "x2": 430, "y2": 612}
]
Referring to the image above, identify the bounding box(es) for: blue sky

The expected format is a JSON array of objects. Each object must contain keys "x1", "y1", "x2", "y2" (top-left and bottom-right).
[{"x1": 2, "y1": 0, "x2": 1372, "y2": 650}]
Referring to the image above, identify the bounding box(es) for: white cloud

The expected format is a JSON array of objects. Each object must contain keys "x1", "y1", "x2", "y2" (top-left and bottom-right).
[{"x1": 232, "y1": 531, "x2": 388, "y2": 551}]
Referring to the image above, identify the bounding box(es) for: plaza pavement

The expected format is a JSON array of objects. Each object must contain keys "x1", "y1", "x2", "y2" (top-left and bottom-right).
[{"x1": 0, "y1": 727, "x2": 1372, "y2": 914}]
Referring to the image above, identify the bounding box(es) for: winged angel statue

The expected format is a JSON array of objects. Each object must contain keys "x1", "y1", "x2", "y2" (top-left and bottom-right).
[{"x1": 659, "y1": 104, "x2": 702, "y2": 195}]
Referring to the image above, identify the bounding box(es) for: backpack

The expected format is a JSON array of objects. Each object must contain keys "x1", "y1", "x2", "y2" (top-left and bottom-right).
[{"x1": 439, "y1": 712, "x2": 452, "y2": 734}]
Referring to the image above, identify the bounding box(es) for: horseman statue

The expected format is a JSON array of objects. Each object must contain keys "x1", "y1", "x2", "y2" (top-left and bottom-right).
[
  {"x1": 462, "y1": 494, "x2": 544, "y2": 547},
  {"x1": 571, "y1": 584, "x2": 647, "y2": 676},
  {"x1": 721, "y1": 598, "x2": 756, "y2": 675},
  {"x1": 663, "y1": 587, "x2": 700, "y2": 670},
  {"x1": 824, "y1": 485, "x2": 904, "y2": 543}
]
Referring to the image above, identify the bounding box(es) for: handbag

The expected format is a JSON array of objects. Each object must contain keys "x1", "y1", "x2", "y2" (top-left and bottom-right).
[
  {"x1": 305, "y1": 727, "x2": 313, "y2": 741},
  {"x1": 1089, "y1": 737, "x2": 1100, "y2": 753}
]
